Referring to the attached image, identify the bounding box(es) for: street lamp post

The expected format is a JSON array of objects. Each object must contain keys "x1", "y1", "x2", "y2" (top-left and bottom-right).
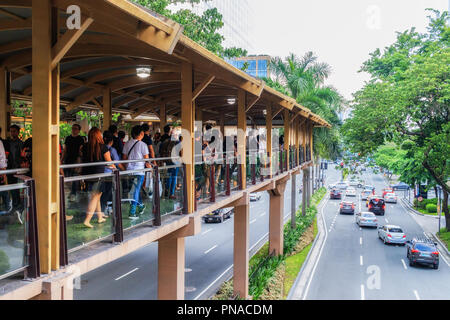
[{"x1": 437, "y1": 185, "x2": 442, "y2": 235}]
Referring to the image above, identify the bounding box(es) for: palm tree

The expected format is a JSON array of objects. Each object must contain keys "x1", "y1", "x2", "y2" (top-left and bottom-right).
[{"x1": 266, "y1": 52, "x2": 344, "y2": 160}]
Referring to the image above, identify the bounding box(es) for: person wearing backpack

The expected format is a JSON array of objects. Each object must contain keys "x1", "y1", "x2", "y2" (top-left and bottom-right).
[{"x1": 122, "y1": 125, "x2": 151, "y2": 219}]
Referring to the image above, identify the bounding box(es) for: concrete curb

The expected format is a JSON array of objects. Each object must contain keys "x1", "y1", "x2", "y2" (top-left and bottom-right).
[
  {"x1": 287, "y1": 193, "x2": 327, "y2": 300},
  {"x1": 400, "y1": 198, "x2": 441, "y2": 219}
]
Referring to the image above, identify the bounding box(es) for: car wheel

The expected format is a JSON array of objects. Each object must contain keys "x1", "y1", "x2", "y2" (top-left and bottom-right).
[
  {"x1": 383, "y1": 237, "x2": 387, "y2": 245},
  {"x1": 433, "y1": 263, "x2": 439, "y2": 270},
  {"x1": 409, "y1": 260, "x2": 415, "y2": 267}
]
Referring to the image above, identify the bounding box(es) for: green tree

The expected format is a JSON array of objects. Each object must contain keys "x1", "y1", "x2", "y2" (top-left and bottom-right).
[
  {"x1": 132, "y1": 0, "x2": 247, "y2": 58},
  {"x1": 342, "y1": 9, "x2": 450, "y2": 229},
  {"x1": 268, "y1": 52, "x2": 344, "y2": 160}
]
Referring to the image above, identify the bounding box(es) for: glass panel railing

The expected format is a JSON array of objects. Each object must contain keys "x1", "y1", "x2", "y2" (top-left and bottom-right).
[
  {"x1": 159, "y1": 165, "x2": 184, "y2": 216},
  {"x1": 0, "y1": 183, "x2": 28, "y2": 280},
  {"x1": 119, "y1": 170, "x2": 155, "y2": 230},
  {"x1": 64, "y1": 174, "x2": 115, "y2": 251},
  {"x1": 229, "y1": 157, "x2": 239, "y2": 191}
]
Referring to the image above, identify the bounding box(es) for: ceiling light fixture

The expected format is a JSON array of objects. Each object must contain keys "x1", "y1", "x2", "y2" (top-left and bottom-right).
[
  {"x1": 227, "y1": 98, "x2": 236, "y2": 105},
  {"x1": 137, "y1": 67, "x2": 151, "y2": 79}
]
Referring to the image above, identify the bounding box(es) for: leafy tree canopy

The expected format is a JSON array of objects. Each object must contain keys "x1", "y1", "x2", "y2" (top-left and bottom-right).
[{"x1": 132, "y1": 0, "x2": 247, "y2": 58}]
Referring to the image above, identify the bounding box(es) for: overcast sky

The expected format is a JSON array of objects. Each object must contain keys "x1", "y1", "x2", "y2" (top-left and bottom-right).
[{"x1": 249, "y1": 0, "x2": 449, "y2": 101}]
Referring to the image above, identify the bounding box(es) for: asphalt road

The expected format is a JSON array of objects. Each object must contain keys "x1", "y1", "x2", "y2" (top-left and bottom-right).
[
  {"x1": 75, "y1": 172, "x2": 310, "y2": 300},
  {"x1": 304, "y1": 167, "x2": 450, "y2": 300}
]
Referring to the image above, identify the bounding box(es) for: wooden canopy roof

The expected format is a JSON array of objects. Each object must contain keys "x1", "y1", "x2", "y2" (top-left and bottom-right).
[{"x1": 0, "y1": 0, "x2": 331, "y2": 128}]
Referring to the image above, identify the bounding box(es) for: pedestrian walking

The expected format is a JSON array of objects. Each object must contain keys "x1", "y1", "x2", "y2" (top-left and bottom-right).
[
  {"x1": 122, "y1": 125, "x2": 151, "y2": 219},
  {"x1": 81, "y1": 128, "x2": 115, "y2": 228},
  {"x1": 61, "y1": 124, "x2": 84, "y2": 202}
]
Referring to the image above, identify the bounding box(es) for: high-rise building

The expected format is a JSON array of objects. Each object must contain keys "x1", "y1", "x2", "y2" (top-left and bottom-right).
[
  {"x1": 169, "y1": 0, "x2": 255, "y2": 53},
  {"x1": 227, "y1": 55, "x2": 271, "y2": 79}
]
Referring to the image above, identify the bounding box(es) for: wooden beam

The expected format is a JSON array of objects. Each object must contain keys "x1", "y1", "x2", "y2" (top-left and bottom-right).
[
  {"x1": 0, "y1": 8, "x2": 25, "y2": 20},
  {"x1": 192, "y1": 75, "x2": 215, "y2": 101},
  {"x1": 51, "y1": 17, "x2": 94, "y2": 70}
]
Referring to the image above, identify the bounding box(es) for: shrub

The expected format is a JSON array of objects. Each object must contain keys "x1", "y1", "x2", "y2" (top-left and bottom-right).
[
  {"x1": 426, "y1": 204, "x2": 437, "y2": 213},
  {"x1": 0, "y1": 250, "x2": 10, "y2": 275}
]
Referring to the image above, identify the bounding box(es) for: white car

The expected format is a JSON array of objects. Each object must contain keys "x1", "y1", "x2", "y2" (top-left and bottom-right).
[
  {"x1": 355, "y1": 212, "x2": 378, "y2": 228},
  {"x1": 250, "y1": 193, "x2": 261, "y2": 202},
  {"x1": 335, "y1": 181, "x2": 349, "y2": 191},
  {"x1": 346, "y1": 187, "x2": 357, "y2": 197},
  {"x1": 384, "y1": 193, "x2": 397, "y2": 203}
]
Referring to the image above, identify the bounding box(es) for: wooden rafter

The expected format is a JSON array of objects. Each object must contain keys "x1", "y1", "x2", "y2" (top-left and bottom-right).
[
  {"x1": 51, "y1": 17, "x2": 94, "y2": 70},
  {"x1": 192, "y1": 75, "x2": 215, "y2": 101}
]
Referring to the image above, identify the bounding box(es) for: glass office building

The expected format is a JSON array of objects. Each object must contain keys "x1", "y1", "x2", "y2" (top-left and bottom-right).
[
  {"x1": 169, "y1": 0, "x2": 255, "y2": 52},
  {"x1": 227, "y1": 55, "x2": 272, "y2": 79}
]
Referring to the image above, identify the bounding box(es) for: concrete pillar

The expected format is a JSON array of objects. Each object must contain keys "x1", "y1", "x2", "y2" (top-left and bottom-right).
[
  {"x1": 233, "y1": 198, "x2": 249, "y2": 299},
  {"x1": 158, "y1": 237, "x2": 185, "y2": 300},
  {"x1": 268, "y1": 181, "x2": 287, "y2": 256},
  {"x1": 33, "y1": 273, "x2": 74, "y2": 300}
]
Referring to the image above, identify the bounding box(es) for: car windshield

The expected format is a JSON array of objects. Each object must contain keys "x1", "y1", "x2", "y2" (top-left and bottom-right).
[
  {"x1": 386, "y1": 193, "x2": 395, "y2": 197},
  {"x1": 362, "y1": 213, "x2": 374, "y2": 217},
  {"x1": 414, "y1": 244, "x2": 434, "y2": 252},
  {"x1": 388, "y1": 228, "x2": 403, "y2": 233}
]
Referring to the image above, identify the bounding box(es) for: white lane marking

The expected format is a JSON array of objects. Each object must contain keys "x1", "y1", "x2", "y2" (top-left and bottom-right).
[
  {"x1": 204, "y1": 245, "x2": 218, "y2": 255},
  {"x1": 385, "y1": 218, "x2": 389, "y2": 223},
  {"x1": 361, "y1": 284, "x2": 365, "y2": 300},
  {"x1": 401, "y1": 259, "x2": 408, "y2": 270},
  {"x1": 439, "y1": 252, "x2": 450, "y2": 267},
  {"x1": 414, "y1": 290, "x2": 420, "y2": 300},
  {"x1": 114, "y1": 268, "x2": 139, "y2": 281},
  {"x1": 194, "y1": 210, "x2": 295, "y2": 301},
  {"x1": 194, "y1": 265, "x2": 233, "y2": 300},
  {"x1": 360, "y1": 237, "x2": 362, "y2": 245},
  {"x1": 250, "y1": 219, "x2": 257, "y2": 224},
  {"x1": 360, "y1": 255, "x2": 364, "y2": 266},
  {"x1": 260, "y1": 212, "x2": 266, "y2": 217},
  {"x1": 303, "y1": 197, "x2": 330, "y2": 300},
  {"x1": 201, "y1": 229, "x2": 212, "y2": 236}
]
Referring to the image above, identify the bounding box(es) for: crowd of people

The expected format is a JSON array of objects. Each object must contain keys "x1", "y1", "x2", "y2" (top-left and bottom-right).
[{"x1": 0, "y1": 122, "x2": 277, "y2": 229}]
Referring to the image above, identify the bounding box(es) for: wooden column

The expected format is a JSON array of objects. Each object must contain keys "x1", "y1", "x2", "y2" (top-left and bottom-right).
[
  {"x1": 266, "y1": 103, "x2": 272, "y2": 177},
  {"x1": 32, "y1": 1, "x2": 60, "y2": 273},
  {"x1": 158, "y1": 237, "x2": 185, "y2": 300},
  {"x1": 302, "y1": 170, "x2": 307, "y2": 216},
  {"x1": 268, "y1": 182, "x2": 287, "y2": 256},
  {"x1": 295, "y1": 119, "x2": 300, "y2": 166},
  {"x1": 181, "y1": 62, "x2": 195, "y2": 213},
  {"x1": 219, "y1": 113, "x2": 225, "y2": 137},
  {"x1": 233, "y1": 199, "x2": 249, "y2": 299},
  {"x1": 237, "y1": 89, "x2": 246, "y2": 189},
  {"x1": 160, "y1": 104, "x2": 167, "y2": 129},
  {"x1": 102, "y1": 88, "x2": 112, "y2": 131},
  {"x1": 0, "y1": 68, "x2": 11, "y2": 139},
  {"x1": 284, "y1": 109, "x2": 290, "y2": 153}
]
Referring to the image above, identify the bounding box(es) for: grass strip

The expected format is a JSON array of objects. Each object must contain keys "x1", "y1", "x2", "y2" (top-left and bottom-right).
[
  {"x1": 283, "y1": 217, "x2": 318, "y2": 298},
  {"x1": 437, "y1": 228, "x2": 450, "y2": 251}
]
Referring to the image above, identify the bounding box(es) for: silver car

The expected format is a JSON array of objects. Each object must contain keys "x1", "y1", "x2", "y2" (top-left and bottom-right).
[
  {"x1": 355, "y1": 212, "x2": 378, "y2": 228},
  {"x1": 384, "y1": 193, "x2": 397, "y2": 203},
  {"x1": 378, "y1": 225, "x2": 407, "y2": 245}
]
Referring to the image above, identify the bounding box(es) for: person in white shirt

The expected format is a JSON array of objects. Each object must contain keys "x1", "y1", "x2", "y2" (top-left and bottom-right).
[{"x1": 122, "y1": 125, "x2": 151, "y2": 219}]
